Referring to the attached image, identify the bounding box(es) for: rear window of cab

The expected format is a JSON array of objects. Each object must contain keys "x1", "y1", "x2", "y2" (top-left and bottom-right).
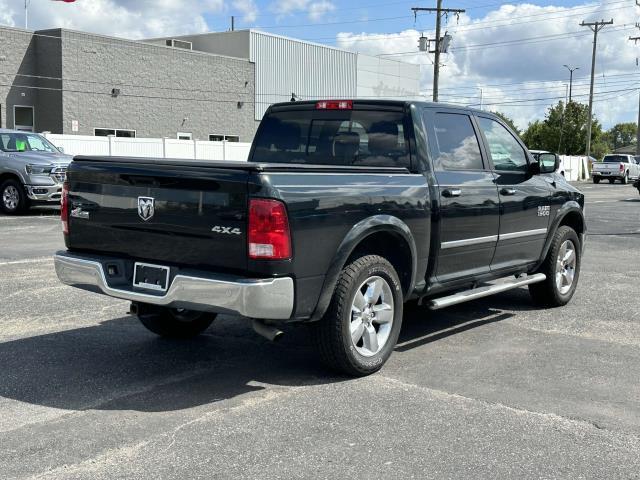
[{"x1": 251, "y1": 107, "x2": 411, "y2": 168}]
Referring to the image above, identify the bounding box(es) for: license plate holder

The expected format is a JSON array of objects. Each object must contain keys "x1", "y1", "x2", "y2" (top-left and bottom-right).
[{"x1": 133, "y1": 262, "x2": 170, "y2": 292}]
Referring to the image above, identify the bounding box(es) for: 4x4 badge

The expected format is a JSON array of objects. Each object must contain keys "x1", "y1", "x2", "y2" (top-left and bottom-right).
[{"x1": 138, "y1": 197, "x2": 155, "y2": 221}]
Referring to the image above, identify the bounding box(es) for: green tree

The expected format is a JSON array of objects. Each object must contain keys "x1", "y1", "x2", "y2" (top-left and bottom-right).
[
  {"x1": 492, "y1": 111, "x2": 521, "y2": 135},
  {"x1": 606, "y1": 122, "x2": 637, "y2": 150},
  {"x1": 521, "y1": 101, "x2": 604, "y2": 156}
]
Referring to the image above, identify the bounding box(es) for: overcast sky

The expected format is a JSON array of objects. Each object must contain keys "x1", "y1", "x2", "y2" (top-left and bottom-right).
[{"x1": 1, "y1": 0, "x2": 639, "y2": 129}]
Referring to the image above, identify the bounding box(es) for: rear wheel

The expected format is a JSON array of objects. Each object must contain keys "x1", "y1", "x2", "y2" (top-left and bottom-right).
[
  {"x1": 135, "y1": 304, "x2": 216, "y2": 338},
  {"x1": 0, "y1": 179, "x2": 29, "y2": 215},
  {"x1": 592, "y1": 177, "x2": 600, "y2": 184},
  {"x1": 621, "y1": 173, "x2": 628, "y2": 185},
  {"x1": 529, "y1": 226, "x2": 581, "y2": 307},
  {"x1": 314, "y1": 255, "x2": 403, "y2": 377}
]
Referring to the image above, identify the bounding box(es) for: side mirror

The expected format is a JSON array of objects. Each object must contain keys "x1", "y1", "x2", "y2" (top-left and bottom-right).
[{"x1": 538, "y1": 153, "x2": 559, "y2": 174}]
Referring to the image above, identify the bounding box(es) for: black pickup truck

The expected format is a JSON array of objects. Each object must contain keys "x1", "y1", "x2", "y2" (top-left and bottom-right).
[{"x1": 55, "y1": 100, "x2": 585, "y2": 376}]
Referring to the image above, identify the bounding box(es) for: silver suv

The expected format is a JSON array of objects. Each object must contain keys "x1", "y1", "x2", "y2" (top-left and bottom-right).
[{"x1": 0, "y1": 129, "x2": 72, "y2": 214}]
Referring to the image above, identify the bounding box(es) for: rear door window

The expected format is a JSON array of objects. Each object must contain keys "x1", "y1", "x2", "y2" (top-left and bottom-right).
[
  {"x1": 431, "y1": 113, "x2": 484, "y2": 170},
  {"x1": 251, "y1": 108, "x2": 410, "y2": 168}
]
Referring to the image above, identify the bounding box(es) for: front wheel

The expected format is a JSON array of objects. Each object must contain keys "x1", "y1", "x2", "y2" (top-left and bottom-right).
[
  {"x1": 135, "y1": 304, "x2": 216, "y2": 338},
  {"x1": 529, "y1": 226, "x2": 581, "y2": 307},
  {"x1": 0, "y1": 179, "x2": 29, "y2": 215},
  {"x1": 314, "y1": 255, "x2": 403, "y2": 377}
]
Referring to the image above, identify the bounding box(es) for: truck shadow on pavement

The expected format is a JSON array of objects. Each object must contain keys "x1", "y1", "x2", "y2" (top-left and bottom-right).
[{"x1": 0, "y1": 289, "x2": 531, "y2": 413}]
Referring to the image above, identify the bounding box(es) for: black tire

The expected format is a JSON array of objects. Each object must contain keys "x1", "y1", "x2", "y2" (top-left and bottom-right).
[
  {"x1": 314, "y1": 255, "x2": 403, "y2": 377},
  {"x1": 608, "y1": 178, "x2": 615, "y2": 184},
  {"x1": 136, "y1": 305, "x2": 216, "y2": 338},
  {"x1": 621, "y1": 173, "x2": 628, "y2": 185},
  {"x1": 0, "y1": 179, "x2": 29, "y2": 215},
  {"x1": 592, "y1": 177, "x2": 600, "y2": 184},
  {"x1": 529, "y1": 226, "x2": 581, "y2": 308}
]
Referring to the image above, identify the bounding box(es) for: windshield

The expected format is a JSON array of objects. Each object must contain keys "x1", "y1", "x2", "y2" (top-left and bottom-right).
[
  {"x1": 251, "y1": 108, "x2": 410, "y2": 168},
  {"x1": 602, "y1": 155, "x2": 629, "y2": 163},
  {"x1": 0, "y1": 132, "x2": 60, "y2": 153}
]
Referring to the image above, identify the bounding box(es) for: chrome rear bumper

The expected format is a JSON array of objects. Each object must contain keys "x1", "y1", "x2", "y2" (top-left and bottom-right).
[{"x1": 54, "y1": 251, "x2": 294, "y2": 320}]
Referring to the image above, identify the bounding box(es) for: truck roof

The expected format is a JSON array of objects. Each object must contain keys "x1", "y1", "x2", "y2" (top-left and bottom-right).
[{"x1": 268, "y1": 99, "x2": 487, "y2": 115}]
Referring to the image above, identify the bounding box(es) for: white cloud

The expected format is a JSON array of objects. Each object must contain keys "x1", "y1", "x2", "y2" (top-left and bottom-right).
[
  {"x1": 336, "y1": 2, "x2": 640, "y2": 130},
  {"x1": 269, "y1": 0, "x2": 336, "y2": 21},
  {"x1": 308, "y1": 1, "x2": 335, "y2": 21},
  {"x1": 0, "y1": 0, "x2": 225, "y2": 39},
  {"x1": 234, "y1": 0, "x2": 259, "y2": 23}
]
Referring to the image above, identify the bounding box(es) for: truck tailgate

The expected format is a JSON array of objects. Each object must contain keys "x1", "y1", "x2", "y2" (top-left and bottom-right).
[
  {"x1": 593, "y1": 163, "x2": 620, "y2": 173},
  {"x1": 65, "y1": 158, "x2": 250, "y2": 272}
]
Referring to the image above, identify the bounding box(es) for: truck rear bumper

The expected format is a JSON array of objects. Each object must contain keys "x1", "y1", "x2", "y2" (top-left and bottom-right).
[{"x1": 54, "y1": 251, "x2": 294, "y2": 320}]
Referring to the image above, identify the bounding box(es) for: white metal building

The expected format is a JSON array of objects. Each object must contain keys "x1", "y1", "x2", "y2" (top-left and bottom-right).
[{"x1": 146, "y1": 30, "x2": 421, "y2": 123}]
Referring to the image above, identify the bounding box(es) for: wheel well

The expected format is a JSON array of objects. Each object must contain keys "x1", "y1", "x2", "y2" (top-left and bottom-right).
[
  {"x1": 559, "y1": 211, "x2": 584, "y2": 236},
  {"x1": 348, "y1": 231, "x2": 413, "y2": 296},
  {"x1": 0, "y1": 173, "x2": 22, "y2": 186}
]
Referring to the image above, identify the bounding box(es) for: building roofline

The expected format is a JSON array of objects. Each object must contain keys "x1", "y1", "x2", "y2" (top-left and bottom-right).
[
  {"x1": 20, "y1": 27, "x2": 253, "y2": 63},
  {"x1": 143, "y1": 29, "x2": 418, "y2": 65}
]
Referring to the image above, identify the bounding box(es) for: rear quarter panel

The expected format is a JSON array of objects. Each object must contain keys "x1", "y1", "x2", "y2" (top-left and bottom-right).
[{"x1": 253, "y1": 171, "x2": 431, "y2": 319}]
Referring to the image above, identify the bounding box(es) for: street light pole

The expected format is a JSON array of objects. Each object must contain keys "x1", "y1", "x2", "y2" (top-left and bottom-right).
[{"x1": 563, "y1": 64, "x2": 579, "y2": 103}]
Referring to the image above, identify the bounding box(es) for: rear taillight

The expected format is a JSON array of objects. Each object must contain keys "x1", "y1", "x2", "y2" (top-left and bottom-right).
[
  {"x1": 316, "y1": 100, "x2": 353, "y2": 110},
  {"x1": 61, "y1": 182, "x2": 69, "y2": 235},
  {"x1": 248, "y1": 198, "x2": 291, "y2": 260},
  {"x1": 620, "y1": 164, "x2": 625, "y2": 172}
]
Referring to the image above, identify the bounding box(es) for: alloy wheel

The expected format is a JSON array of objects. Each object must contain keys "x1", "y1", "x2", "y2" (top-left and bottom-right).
[
  {"x1": 2, "y1": 186, "x2": 19, "y2": 211},
  {"x1": 555, "y1": 240, "x2": 577, "y2": 295},
  {"x1": 349, "y1": 276, "x2": 395, "y2": 357}
]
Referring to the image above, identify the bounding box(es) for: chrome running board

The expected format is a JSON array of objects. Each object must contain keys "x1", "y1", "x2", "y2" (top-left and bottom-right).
[{"x1": 428, "y1": 273, "x2": 546, "y2": 310}]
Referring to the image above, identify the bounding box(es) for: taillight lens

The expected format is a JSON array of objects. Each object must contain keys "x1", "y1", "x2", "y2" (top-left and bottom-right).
[
  {"x1": 620, "y1": 164, "x2": 625, "y2": 172},
  {"x1": 61, "y1": 182, "x2": 70, "y2": 235},
  {"x1": 248, "y1": 198, "x2": 291, "y2": 260},
  {"x1": 316, "y1": 100, "x2": 353, "y2": 110}
]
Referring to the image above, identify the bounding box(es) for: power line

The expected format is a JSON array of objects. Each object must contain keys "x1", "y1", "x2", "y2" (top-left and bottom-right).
[{"x1": 304, "y1": 0, "x2": 630, "y2": 44}]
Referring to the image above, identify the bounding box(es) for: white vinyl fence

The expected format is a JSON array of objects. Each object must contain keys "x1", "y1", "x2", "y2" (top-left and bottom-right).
[
  {"x1": 43, "y1": 134, "x2": 252, "y2": 162},
  {"x1": 558, "y1": 155, "x2": 590, "y2": 182}
]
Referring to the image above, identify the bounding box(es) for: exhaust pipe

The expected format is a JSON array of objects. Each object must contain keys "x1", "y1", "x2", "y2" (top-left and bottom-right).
[{"x1": 252, "y1": 319, "x2": 284, "y2": 342}]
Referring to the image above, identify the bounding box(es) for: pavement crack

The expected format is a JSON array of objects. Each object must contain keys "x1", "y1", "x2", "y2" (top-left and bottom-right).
[{"x1": 376, "y1": 375, "x2": 636, "y2": 438}]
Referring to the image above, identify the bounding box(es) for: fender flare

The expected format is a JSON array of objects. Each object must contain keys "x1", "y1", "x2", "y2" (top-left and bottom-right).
[
  {"x1": 534, "y1": 202, "x2": 585, "y2": 269},
  {"x1": 310, "y1": 214, "x2": 418, "y2": 321}
]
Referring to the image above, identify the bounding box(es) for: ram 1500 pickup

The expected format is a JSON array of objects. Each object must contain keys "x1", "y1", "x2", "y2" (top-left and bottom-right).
[
  {"x1": 591, "y1": 154, "x2": 640, "y2": 184},
  {"x1": 54, "y1": 100, "x2": 586, "y2": 376},
  {"x1": 0, "y1": 129, "x2": 71, "y2": 214}
]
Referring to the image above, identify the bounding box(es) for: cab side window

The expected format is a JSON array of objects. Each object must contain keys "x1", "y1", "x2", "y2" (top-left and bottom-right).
[
  {"x1": 477, "y1": 117, "x2": 528, "y2": 173},
  {"x1": 432, "y1": 113, "x2": 484, "y2": 170}
]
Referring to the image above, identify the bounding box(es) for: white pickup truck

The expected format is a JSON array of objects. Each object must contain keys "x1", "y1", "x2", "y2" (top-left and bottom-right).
[{"x1": 592, "y1": 154, "x2": 640, "y2": 184}]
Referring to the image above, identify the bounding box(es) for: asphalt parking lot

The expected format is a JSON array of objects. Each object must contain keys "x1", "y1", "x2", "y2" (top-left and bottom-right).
[{"x1": 1, "y1": 182, "x2": 639, "y2": 479}]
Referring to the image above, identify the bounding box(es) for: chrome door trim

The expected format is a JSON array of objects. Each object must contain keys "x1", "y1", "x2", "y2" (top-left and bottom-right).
[
  {"x1": 499, "y1": 228, "x2": 548, "y2": 241},
  {"x1": 441, "y1": 235, "x2": 498, "y2": 250}
]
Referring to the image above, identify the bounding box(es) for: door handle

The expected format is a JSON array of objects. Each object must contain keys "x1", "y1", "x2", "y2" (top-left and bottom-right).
[
  {"x1": 442, "y1": 188, "x2": 462, "y2": 198},
  {"x1": 500, "y1": 188, "x2": 517, "y2": 196}
]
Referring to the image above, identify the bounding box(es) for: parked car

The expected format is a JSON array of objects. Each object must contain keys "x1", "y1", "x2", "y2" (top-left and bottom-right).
[
  {"x1": 0, "y1": 129, "x2": 72, "y2": 214},
  {"x1": 591, "y1": 154, "x2": 640, "y2": 184},
  {"x1": 54, "y1": 100, "x2": 586, "y2": 376}
]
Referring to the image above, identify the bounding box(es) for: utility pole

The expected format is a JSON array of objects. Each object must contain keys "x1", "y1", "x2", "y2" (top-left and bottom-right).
[
  {"x1": 231, "y1": 16, "x2": 235, "y2": 31},
  {"x1": 563, "y1": 64, "x2": 579, "y2": 103},
  {"x1": 580, "y1": 19, "x2": 612, "y2": 164},
  {"x1": 412, "y1": 2, "x2": 465, "y2": 102}
]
